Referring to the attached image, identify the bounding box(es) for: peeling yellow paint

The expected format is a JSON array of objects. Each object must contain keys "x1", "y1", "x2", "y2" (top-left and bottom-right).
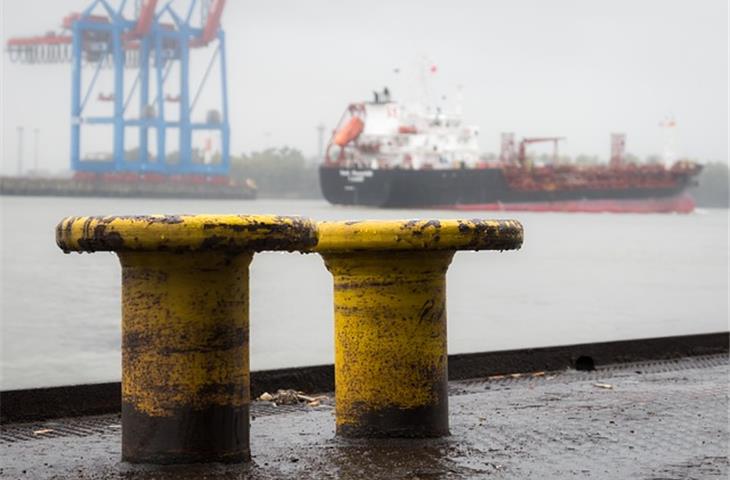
[
  {"x1": 56, "y1": 214, "x2": 318, "y2": 253},
  {"x1": 323, "y1": 251, "x2": 453, "y2": 427},
  {"x1": 120, "y1": 251, "x2": 251, "y2": 417},
  {"x1": 55, "y1": 214, "x2": 320, "y2": 423},
  {"x1": 316, "y1": 218, "x2": 523, "y2": 435},
  {"x1": 315, "y1": 218, "x2": 523, "y2": 252}
]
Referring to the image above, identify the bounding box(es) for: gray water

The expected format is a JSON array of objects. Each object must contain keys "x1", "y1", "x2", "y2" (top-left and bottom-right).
[{"x1": 0, "y1": 196, "x2": 727, "y2": 390}]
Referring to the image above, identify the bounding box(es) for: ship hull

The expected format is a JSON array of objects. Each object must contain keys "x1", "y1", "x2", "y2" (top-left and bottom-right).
[{"x1": 319, "y1": 166, "x2": 696, "y2": 213}]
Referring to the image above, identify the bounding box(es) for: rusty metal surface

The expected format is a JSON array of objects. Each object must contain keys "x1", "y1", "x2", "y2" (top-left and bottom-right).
[
  {"x1": 56, "y1": 214, "x2": 318, "y2": 253},
  {"x1": 323, "y1": 250, "x2": 454, "y2": 437},
  {"x1": 314, "y1": 219, "x2": 522, "y2": 437},
  {"x1": 117, "y1": 250, "x2": 252, "y2": 463},
  {"x1": 53, "y1": 214, "x2": 321, "y2": 463},
  {"x1": 1, "y1": 354, "x2": 727, "y2": 479},
  {"x1": 315, "y1": 219, "x2": 523, "y2": 252}
]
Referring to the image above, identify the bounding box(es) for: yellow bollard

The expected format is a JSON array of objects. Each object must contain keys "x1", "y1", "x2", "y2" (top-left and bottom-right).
[
  {"x1": 315, "y1": 219, "x2": 523, "y2": 438},
  {"x1": 56, "y1": 215, "x2": 317, "y2": 464}
]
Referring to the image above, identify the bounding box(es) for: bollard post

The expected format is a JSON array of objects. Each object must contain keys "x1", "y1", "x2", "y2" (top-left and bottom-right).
[
  {"x1": 56, "y1": 215, "x2": 317, "y2": 464},
  {"x1": 315, "y1": 219, "x2": 523, "y2": 438}
]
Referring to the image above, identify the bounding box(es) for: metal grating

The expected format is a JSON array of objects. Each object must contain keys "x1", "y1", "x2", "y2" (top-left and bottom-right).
[
  {"x1": 0, "y1": 402, "x2": 334, "y2": 446},
  {"x1": 0, "y1": 414, "x2": 121, "y2": 445},
  {"x1": 0, "y1": 354, "x2": 726, "y2": 479},
  {"x1": 1, "y1": 354, "x2": 725, "y2": 446},
  {"x1": 449, "y1": 353, "x2": 729, "y2": 395}
]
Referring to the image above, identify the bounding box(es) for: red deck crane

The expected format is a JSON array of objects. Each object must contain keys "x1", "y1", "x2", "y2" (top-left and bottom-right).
[{"x1": 517, "y1": 137, "x2": 565, "y2": 167}]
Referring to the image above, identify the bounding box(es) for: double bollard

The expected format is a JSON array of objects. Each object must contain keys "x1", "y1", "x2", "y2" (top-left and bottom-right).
[{"x1": 56, "y1": 214, "x2": 523, "y2": 464}]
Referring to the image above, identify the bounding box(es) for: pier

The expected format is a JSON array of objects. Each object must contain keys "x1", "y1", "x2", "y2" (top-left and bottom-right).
[
  {"x1": 1, "y1": 334, "x2": 727, "y2": 478},
  {"x1": 0, "y1": 176, "x2": 256, "y2": 199}
]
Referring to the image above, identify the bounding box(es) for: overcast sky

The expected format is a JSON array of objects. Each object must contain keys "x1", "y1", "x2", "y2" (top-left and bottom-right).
[{"x1": 1, "y1": 0, "x2": 727, "y2": 174}]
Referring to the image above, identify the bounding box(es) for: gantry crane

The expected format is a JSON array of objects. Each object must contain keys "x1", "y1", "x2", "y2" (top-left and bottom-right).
[{"x1": 6, "y1": 0, "x2": 230, "y2": 182}]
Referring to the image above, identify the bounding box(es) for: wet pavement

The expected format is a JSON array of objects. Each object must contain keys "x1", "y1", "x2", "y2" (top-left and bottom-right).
[{"x1": 1, "y1": 354, "x2": 727, "y2": 479}]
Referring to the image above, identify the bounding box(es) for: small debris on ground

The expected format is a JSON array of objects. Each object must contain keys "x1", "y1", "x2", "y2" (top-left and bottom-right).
[
  {"x1": 593, "y1": 382, "x2": 614, "y2": 389},
  {"x1": 257, "y1": 389, "x2": 329, "y2": 407},
  {"x1": 32, "y1": 429, "x2": 54, "y2": 435}
]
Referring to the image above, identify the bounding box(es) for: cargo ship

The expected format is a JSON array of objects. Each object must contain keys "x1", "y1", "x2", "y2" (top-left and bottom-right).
[{"x1": 319, "y1": 89, "x2": 702, "y2": 213}]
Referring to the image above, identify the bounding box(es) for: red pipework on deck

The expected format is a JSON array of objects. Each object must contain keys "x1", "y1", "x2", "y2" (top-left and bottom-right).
[
  {"x1": 501, "y1": 162, "x2": 702, "y2": 193},
  {"x1": 517, "y1": 137, "x2": 564, "y2": 167},
  {"x1": 437, "y1": 194, "x2": 697, "y2": 214}
]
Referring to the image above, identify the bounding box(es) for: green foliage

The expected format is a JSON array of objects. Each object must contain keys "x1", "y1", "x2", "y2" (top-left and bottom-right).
[
  {"x1": 574, "y1": 154, "x2": 600, "y2": 165},
  {"x1": 624, "y1": 153, "x2": 641, "y2": 164},
  {"x1": 230, "y1": 147, "x2": 320, "y2": 198},
  {"x1": 645, "y1": 154, "x2": 663, "y2": 164}
]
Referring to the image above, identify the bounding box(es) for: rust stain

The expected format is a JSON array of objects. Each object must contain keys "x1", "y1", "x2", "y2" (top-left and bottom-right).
[
  {"x1": 314, "y1": 218, "x2": 523, "y2": 437},
  {"x1": 55, "y1": 214, "x2": 319, "y2": 253},
  {"x1": 321, "y1": 250, "x2": 453, "y2": 435},
  {"x1": 314, "y1": 219, "x2": 523, "y2": 252},
  {"x1": 120, "y1": 251, "x2": 252, "y2": 417}
]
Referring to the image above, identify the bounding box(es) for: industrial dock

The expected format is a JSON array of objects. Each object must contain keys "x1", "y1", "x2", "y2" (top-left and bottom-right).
[
  {"x1": 1, "y1": 1, "x2": 727, "y2": 479},
  {"x1": 0, "y1": 175, "x2": 256, "y2": 199},
  {"x1": 1, "y1": 335, "x2": 727, "y2": 479}
]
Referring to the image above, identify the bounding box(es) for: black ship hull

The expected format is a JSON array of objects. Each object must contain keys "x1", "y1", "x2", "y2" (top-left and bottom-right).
[{"x1": 319, "y1": 166, "x2": 696, "y2": 213}]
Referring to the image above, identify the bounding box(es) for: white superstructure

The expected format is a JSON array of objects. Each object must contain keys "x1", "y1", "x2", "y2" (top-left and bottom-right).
[{"x1": 326, "y1": 90, "x2": 480, "y2": 170}]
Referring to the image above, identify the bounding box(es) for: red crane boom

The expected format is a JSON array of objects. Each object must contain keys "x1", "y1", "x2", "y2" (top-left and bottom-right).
[{"x1": 517, "y1": 137, "x2": 565, "y2": 167}]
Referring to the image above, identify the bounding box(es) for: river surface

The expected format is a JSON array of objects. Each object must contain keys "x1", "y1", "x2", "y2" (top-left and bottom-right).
[{"x1": 0, "y1": 196, "x2": 727, "y2": 390}]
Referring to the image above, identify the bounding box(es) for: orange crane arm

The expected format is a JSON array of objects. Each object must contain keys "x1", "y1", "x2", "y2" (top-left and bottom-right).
[
  {"x1": 132, "y1": 0, "x2": 158, "y2": 37},
  {"x1": 191, "y1": 0, "x2": 225, "y2": 47}
]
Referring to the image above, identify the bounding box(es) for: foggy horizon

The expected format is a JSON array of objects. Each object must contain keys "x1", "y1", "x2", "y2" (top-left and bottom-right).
[
  {"x1": 0, "y1": 2, "x2": 728, "y2": 475},
  {"x1": 1, "y1": 0, "x2": 728, "y2": 175}
]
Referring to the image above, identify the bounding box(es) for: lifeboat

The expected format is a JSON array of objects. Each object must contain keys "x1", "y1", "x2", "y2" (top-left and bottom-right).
[{"x1": 333, "y1": 117, "x2": 364, "y2": 146}]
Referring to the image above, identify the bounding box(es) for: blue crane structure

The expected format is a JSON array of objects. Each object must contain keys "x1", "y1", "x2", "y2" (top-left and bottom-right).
[{"x1": 6, "y1": 0, "x2": 230, "y2": 181}]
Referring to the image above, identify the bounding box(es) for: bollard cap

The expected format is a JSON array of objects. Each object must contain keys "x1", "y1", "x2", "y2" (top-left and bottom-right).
[
  {"x1": 315, "y1": 219, "x2": 523, "y2": 252},
  {"x1": 56, "y1": 215, "x2": 318, "y2": 253}
]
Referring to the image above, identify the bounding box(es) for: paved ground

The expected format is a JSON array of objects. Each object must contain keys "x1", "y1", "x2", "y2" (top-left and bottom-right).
[{"x1": 1, "y1": 354, "x2": 727, "y2": 479}]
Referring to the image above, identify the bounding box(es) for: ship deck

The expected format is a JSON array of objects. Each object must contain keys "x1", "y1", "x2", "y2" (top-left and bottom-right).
[{"x1": 2, "y1": 352, "x2": 727, "y2": 479}]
